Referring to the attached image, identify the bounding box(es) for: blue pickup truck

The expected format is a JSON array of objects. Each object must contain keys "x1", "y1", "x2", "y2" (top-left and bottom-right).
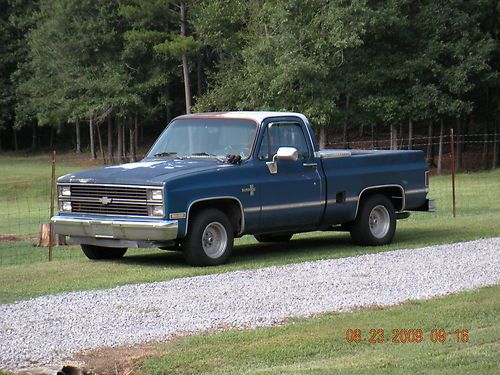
[{"x1": 52, "y1": 112, "x2": 434, "y2": 266}]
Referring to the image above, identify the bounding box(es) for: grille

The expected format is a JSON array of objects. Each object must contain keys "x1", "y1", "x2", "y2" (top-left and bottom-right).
[
  {"x1": 64, "y1": 184, "x2": 161, "y2": 217},
  {"x1": 72, "y1": 201, "x2": 149, "y2": 216},
  {"x1": 70, "y1": 185, "x2": 148, "y2": 201}
]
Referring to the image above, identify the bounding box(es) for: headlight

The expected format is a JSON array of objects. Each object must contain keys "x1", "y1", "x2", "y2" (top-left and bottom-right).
[
  {"x1": 60, "y1": 186, "x2": 71, "y2": 196},
  {"x1": 151, "y1": 205, "x2": 164, "y2": 217},
  {"x1": 61, "y1": 201, "x2": 72, "y2": 212},
  {"x1": 150, "y1": 189, "x2": 163, "y2": 201}
]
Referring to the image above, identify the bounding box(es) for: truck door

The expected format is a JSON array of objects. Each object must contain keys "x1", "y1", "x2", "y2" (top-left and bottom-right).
[{"x1": 254, "y1": 119, "x2": 324, "y2": 232}]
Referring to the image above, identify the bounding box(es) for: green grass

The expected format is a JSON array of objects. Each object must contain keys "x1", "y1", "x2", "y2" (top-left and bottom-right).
[
  {"x1": 0, "y1": 156, "x2": 499, "y2": 304},
  {"x1": 0, "y1": 157, "x2": 498, "y2": 374},
  {"x1": 140, "y1": 285, "x2": 500, "y2": 374}
]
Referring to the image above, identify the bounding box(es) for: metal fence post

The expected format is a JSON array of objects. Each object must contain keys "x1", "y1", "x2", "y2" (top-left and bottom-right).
[{"x1": 450, "y1": 129, "x2": 456, "y2": 218}]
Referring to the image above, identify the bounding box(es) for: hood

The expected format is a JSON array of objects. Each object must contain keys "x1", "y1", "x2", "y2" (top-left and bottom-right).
[{"x1": 58, "y1": 158, "x2": 233, "y2": 185}]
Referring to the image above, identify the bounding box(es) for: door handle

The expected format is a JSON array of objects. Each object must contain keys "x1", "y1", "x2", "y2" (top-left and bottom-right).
[{"x1": 303, "y1": 162, "x2": 318, "y2": 168}]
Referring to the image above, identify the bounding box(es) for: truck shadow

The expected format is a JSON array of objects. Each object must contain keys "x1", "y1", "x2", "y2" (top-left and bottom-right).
[
  {"x1": 118, "y1": 227, "x2": 450, "y2": 268},
  {"x1": 118, "y1": 233, "x2": 353, "y2": 268}
]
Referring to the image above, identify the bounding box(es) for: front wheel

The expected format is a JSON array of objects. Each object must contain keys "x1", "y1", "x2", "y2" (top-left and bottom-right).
[
  {"x1": 350, "y1": 194, "x2": 396, "y2": 246},
  {"x1": 182, "y1": 208, "x2": 234, "y2": 266},
  {"x1": 81, "y1": 244, "x2": 127, "y2": 260}
]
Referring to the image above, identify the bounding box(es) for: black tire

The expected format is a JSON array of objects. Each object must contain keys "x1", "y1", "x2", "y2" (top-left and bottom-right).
[
  {"x1": 350, "y1": 194, "x2": 396, "y2": 246},
  {"x1": 182, "y1": 208, "x2": 234, "y2": 266},
  {"x1": 81, "y1": 244, "x2": 127, "y2": 260},
  {"x1": 254, "y1": 234, "x2": 293, "y2": 243}
]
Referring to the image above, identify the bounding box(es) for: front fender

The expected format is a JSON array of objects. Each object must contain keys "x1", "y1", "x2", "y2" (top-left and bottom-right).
[{"x1": 165, "y1": 161, "x2": 260, "y2": 237}]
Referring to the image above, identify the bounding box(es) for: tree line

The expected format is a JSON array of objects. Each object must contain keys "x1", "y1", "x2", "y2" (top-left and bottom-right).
[{"x1": 0, "y1": 0, "x2": 499, "y2": 169}]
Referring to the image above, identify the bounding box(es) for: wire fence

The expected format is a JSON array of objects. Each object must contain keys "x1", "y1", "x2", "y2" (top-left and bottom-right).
[{"x1": 0, "y1": 133, "x2": 499, "y2": 267}]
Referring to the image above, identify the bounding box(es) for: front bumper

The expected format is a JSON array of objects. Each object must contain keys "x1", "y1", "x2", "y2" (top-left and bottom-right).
[{"x1": 51, "y1": 215, "x2": 178, "y2": 241}]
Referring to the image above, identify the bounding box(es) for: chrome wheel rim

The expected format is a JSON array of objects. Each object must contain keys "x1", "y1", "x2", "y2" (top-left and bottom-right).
[
  {"x1": 369, "y1": 205, "x2": 390, "y2": 239},
  {"x1": 202, "y1": 222, "x2": 228, "y2": 259}
]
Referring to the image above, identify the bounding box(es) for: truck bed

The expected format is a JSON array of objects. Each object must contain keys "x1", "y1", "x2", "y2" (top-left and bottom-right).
[{"x1": 317, "y1": 149, "x2": 428, "y2": 225}]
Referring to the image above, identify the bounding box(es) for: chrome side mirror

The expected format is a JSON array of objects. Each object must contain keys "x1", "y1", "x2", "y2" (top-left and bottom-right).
[{"x1": 266, "y1": 147, "x2": 299, "y2": 174}]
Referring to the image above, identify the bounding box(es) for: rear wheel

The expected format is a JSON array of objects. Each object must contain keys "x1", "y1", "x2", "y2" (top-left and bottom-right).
[
  {"x1": 350, "y1": 194, "x2": 396, "y2": 246},
  {"x1": 182, "y1": 208, "x2": 234, "y2": 266},
  {"x1": 81, "y1": 245, "x2": 127, "y2": 260},
  {"x1": 254, "y1": 234, "x2": 293, "y2": 243}
]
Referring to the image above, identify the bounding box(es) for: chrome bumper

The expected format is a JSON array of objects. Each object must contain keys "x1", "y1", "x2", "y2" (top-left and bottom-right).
[
  {"x1": 428, "y1": 198, "x2": 436, "y2": 212},
  {"x1": 51, "y1": 215, "x2": 178, "y2": 241}
]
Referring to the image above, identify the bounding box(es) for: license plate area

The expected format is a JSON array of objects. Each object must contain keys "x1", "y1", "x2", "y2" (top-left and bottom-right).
[{"x1": 92, "y1": 223, "x2": 114, "y2": 238}]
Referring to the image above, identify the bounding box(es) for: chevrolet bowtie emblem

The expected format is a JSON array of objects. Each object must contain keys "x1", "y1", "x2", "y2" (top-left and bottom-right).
[
  {"x1": 242, "y1": 184, "x2": 256, "y2": 196},
  {"x1": 99, "y1": 196, "x2": 113, "y2": 205}
]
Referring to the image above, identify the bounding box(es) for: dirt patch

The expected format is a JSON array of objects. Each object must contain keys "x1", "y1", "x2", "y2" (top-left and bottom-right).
[
  {"x1": 72, "y1": 343, "x2": 161, "y2": 375},
  {"x1": 0, "y1": 233, "x2": 39, "y2": 243},
  {"x1": 0, "y1": 233, "x2": 21, "y2": 242}
]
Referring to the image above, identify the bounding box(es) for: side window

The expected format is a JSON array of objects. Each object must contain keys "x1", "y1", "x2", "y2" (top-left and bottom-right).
[{"x1": 258, "y1": 123, "x2": 310, "y2": 160}]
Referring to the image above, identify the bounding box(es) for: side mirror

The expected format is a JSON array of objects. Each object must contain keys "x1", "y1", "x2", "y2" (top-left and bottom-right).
[
  {"x1": 266, "y1": 147, "x2": 299, "y2": 174},
  {"x1": 276, "y1": 147, "x2": 299, "y2": 161}
]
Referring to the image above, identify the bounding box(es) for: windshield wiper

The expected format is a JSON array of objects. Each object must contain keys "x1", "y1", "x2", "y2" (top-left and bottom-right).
[
  {"x1": 191, "y1": 152, "x2": 214, "y2": 156},
  {"x1": 153, "y1": 152, "x2": 178, "y2": 157},
  {"x1": 189, "y1": 152, "x2": 225, "y2": 162}
]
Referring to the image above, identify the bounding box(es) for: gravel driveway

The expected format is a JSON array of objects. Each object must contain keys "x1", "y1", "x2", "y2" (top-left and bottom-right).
[{"x1": 1, "y1": 237, "x2": 499, "y2": 372}]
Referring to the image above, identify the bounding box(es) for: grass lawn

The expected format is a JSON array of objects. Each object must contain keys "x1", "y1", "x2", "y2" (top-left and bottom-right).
[
  {"x1": 138, "y1": 285, "x2": 500, "y2": 375},
  {"x1": 0, "y1": 155, "x2": 102, "y2": 236},
  {"x1": 0, "y1": 156, "x2": 499, "y2": 304},
  {"x1": 0, "y1": 156, "x2": 498, "y2": 374}
]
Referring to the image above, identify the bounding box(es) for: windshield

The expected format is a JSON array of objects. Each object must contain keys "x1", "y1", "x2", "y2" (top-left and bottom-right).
[{"x1": 147, "y1": 118, "x2": 257, "y2": 159}]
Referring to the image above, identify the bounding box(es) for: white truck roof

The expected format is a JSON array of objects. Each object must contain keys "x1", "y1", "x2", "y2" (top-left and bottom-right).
[{"x1": 175, "y1": 111, "x2": 309, "y2": 124}]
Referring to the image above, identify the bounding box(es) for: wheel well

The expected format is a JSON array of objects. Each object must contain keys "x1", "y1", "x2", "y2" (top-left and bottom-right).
[
  {"x1": 358, "y1": 186, "x2": 404, "y2": 213},
  {"x1": 188, "y1": 198, "x2": 243, "y2": 235}
]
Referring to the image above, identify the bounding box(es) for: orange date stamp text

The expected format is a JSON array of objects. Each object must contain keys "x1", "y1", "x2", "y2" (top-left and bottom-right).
[{"x1": 345, "y1": 328, "x2": 469, "y2": 344}]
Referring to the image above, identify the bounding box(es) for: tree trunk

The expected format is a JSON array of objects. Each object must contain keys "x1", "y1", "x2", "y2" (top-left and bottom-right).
[
  {"x1": 116, "y1": 121, "x2": 123, "y2": 163},
  {"x1": 437, "y1": 120, "x2": 444, "y2": 175},
  {"x1": 408, "y1": 118, "x2": 413, "y2": 150},
  {"x1": 371, "y1": 124, "x2": 375, "y2": 149},
  {"x1": 75, "y1": 120, "x2": 81, "y2": 153},
  {"x1": 12, "y1": 127, "x2": 18, "y2": 151},
  {"x1": 399, "y1": 123, "x2": 404, "y2": 149},
  {"x1": 49, "y1": 126, "x2": 54, "y2": 149},
  {"x1": 493, "y1": 119, "x2": 498, "y2": 170},
  {"x1": 107, "y1": 117, "x2": 113, "y2": 164},
  {"x1": 89, "y1": 118, "x2": 96, "y2": 160},
  {"x1": 426, "y1": 122, "x2": 433, "y2": 164},
  {"x1": 197, "y1": 50, "x2": 203, "y2": 97},
  {"x1": 481, "y1": 122, "x2": 489, "y2": 169},
  {"x1": 319, "y1": 127, "x2": 326, "y2": 149},
  {"x1": 140, "y1": 124, "x2": 144, "y2": 148},
  {"x1": 31, "y1": 123, "x2": 37, "y2": 150},
  {"x1": 134, "y1": 117, "x2": 139, "y2": 158},
  {"x1": 456, "y1": 118, "x2": 462, "y2": 172},
  {"x1": 130, "y1": 116, "x2": 137, "y2": 162},
  {"x1": 166, "y1": 102, "x2": 172, "y2": 123},
  {"x1": 180, "y1": 3, "x2": 192, "y2": 114},
  {"x1": 390, "y1": 125, "x2": 393, "y2": 150},
  {"x1": 129, "y1": 128, "x2": 134, "y2": 162},
  {"x1": 342, "y1": 94, "x2": 350, "y2": 148},
  {"x1": 122, "y1": 123, "x2": 127, "y2": 160},
  {"x1": 96, "y1": 123, "x2": 105, "y2": 164},
  {"x1": 390, "y1": 125, "x2": 397, "y2": 150}
]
